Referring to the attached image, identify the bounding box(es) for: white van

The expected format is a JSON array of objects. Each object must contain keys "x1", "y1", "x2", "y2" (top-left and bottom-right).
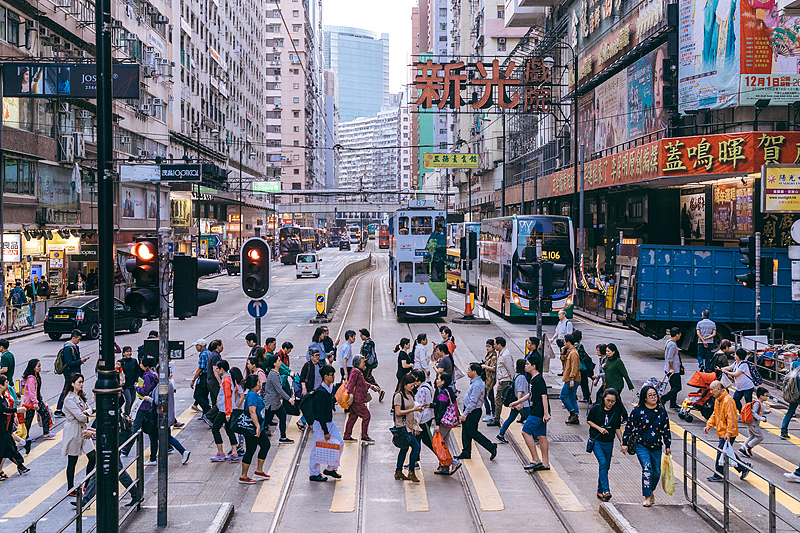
[{"x1": 296, "y1": 252, "x2": 321, "y2": 278}]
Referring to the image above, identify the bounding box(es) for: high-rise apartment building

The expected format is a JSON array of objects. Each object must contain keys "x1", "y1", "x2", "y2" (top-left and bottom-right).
[
  {"x1": 323, "y1": 26, "x2": 389, "y2": 122},
  {"x1": 338, "y1": 107, "x2": 399, "y2": 200}
]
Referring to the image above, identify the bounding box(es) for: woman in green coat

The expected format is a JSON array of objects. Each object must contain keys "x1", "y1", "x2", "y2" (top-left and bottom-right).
[{"x1": 601, "y1": 344, "x2": 634, "y2": 399}]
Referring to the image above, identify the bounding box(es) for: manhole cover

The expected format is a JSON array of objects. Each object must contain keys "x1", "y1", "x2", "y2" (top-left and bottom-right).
[{"x1": 548, "y1": 434, "x2": 584, "y2": 443}]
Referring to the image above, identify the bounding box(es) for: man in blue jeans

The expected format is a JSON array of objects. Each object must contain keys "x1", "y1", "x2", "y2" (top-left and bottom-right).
[{"x1": 559, "y1": 334, "x2": 581, "y2": 425}]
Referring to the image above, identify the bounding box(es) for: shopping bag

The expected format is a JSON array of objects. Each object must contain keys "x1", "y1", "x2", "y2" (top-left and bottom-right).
[
  {"x1": 14, "y1": 422, "x2": 27, "y2": 440},
  {"x1": 313, "y1": 440, "x2": 341, "y2": 468},
  {"x1": 718, "y1": 440, "x2": 737, "y2": 468},
  {"x1": 335, "y1": 379, "x2": 351, "y2": 409},
  {"x1": 440, "y1": 401, "x2": 461, "y2": 428},
  {"x1": 432, "y1": 429, "x2": 452, "y2": 467},
  {"x1": 230, "y1": 409, "x2": 257, "y2": 436},
  {"x1": 661, "y1": 453, "x2": 675, "y2": 497},
  {"x1": 129, "y1": 397, "x2": 143, "y2": 421}
]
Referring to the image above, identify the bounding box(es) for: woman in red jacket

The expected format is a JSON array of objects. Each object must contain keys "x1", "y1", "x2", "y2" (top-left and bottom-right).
[{"x1": 342, "y1": 355, "x2": 379, "y2": 444}]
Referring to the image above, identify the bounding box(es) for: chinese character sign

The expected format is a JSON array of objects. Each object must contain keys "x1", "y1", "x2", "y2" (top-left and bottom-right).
[
  {"x1": 413, "y1": 60, "x2": 525, "y2": 110},
  {"x1": 423, "y1": 153, "x2": 479, "y2": 169},
  {"x1": 678, "y1": 0, "x2": 740, "y2": 112},
  {"x1": 712, "y1": 179, "x2": 753, "y2": 240},
  {"x1": 763, "y1": 166, "x2": 800, "y2": 213}
]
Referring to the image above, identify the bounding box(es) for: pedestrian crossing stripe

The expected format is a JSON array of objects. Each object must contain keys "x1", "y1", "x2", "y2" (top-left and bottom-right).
[
  {"x1": 451, "y1": 427, "x2": 504, "y2": 511},
  {"x1": 329, "y1": 437, "x2": 360, "y2": 513},
  {"x1": 404, "y1": 466, "x2": 428, "y2": 512},
  {"x1": 0, "y1": 430, "x2": 64, "y2": 483},
  {"x1": 251, "y1": 425, "x2": 303, "y2": 514},
  {"x1": 669, "y1": 459, "x2": 742, "y2": 513},
  {"x1": 668, "y1": 421, "x2": 800, "y2": 514},
  {"x1": 506, "y1": 423, "x2": 585, "y2": 512}
]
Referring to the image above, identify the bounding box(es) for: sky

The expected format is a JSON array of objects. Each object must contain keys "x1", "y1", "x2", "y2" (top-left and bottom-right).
[{"x1": 322, "y1": 0, "x2": 416, "y2": 94}]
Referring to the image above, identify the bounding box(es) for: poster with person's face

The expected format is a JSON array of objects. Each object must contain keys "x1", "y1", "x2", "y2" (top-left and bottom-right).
[
  {"x1": 121, "y1": 186, "x2": 143, "y2": 219},
  {"x1": 680, "y1": 190, "x2": 706, "y2": 240},
  {"x1": 147, "y1": 192, "x2": 157, "y2": 219}
]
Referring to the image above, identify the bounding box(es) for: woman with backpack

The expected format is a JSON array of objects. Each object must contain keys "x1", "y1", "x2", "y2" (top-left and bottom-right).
[
  {"x1": 262, "y1": 355, "x2": 295, "y2": 444},
  {"x1": 0, "y1": 375, "x2": 29, "y2": 478},
  {"x1": 62, "y1": 373, "x2": 94, "y2": 494},
  {"x1": 238, "y1": 374, "x2": 271, "y2": 484},
  {"x1": 121, "y1": 356, "x2": 158, "y2": 460},
  {"x1": 393, "y1": 373, "x2": 423, "y2": 482},
  {"x1": 720, "y1": 349, "x2": 757, "y2": 411},
  {"x1": 496, "y1": 359, "x2": 530, "y2": 444},
  {"x1": 21, "y1": 359, "x2": 54, "y2": 443},
  {"x1": 412, "y1": 370, "x2": 435, "y2": 455},
  {"x1": 432, "y1": 373, "x2": 461, "y2": 475}
]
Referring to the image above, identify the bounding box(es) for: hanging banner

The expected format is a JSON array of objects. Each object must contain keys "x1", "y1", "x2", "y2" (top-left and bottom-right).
[
  {"x1": 170, "y1": 198, "x2": 191, "y2": 227},
  {"x1": 423, "y1": 153, "x2": 479, "y2": 168},
  {"x1": 2, "y1": 63, "x2": 139, "y2": 99},
  {"x1": 678, "y1": 0, "x2": 741, "y2": 112}
]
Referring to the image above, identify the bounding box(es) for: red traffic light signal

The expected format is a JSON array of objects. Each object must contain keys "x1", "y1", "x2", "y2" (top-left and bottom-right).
[
  {"x1": 125, "y1": 238, "x2": 159, "y2": 318},
  {"x1": 241, "y1": 237, "x2": 270, "y2": 299}
]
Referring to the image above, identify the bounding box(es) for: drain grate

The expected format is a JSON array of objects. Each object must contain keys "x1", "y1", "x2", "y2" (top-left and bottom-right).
[{"x1": 548, "y1": 434, "x2": 584, "y2": 443}]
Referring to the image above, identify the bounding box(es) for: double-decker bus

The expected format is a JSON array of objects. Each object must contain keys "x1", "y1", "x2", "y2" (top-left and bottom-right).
[
  {"x1": 329, "y1": 226, "x2": 345, "y2": 247},
  {"x1": 446, "y1": 248, "x2": 463, "y2": 290},
  {"x1": 378, "y1": 224, "x2": 390, "y2": 249},
  {"x1": 478, "y1": 215, "x2": 574, "y2": 319},
  {"x1": 389, "y1": 201, "x2": 447, "y2": 318},
  {"x1": 278, "y1": 226, "x2": 315, "y2": 264},
  {"x1": 368, "y1": 224, "x2": 376, "y2": 240},
  {"x1": 348, "y1": 225, "x2": 360, "y2": 242}
]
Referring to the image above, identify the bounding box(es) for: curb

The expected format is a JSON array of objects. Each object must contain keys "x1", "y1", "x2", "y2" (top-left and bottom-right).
[
  {"x1": 452, "y1": 317, "x2": 491, "y2": 325},
  {"x1": 599, "y1": 502, "x2": 639, "y2": 533},
  {"x1": 573, "y1": 309, "x2": 629, "y2": 330},
  {"x1": 207, "y1": 502, "x2": 234, "y2": 533}
]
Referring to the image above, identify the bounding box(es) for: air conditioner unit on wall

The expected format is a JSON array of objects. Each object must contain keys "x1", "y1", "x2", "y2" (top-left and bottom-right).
[
  {"x1": 73, "y1": 132, "x2": 86, "y2": 158},
  {"x1": 78, "y1": 109, "x2": 90, "y2": 119},
  {"x1": 120, "y1": 135, "x2": 132, "y2": 144},
  {"x1": 59, "y1": 134, "x2": 74, "y2": 162},
  {"x1": 152, "y1": 98, "x2": 164, "y2": 106},
  {"x1": 139, "y1": 104, "x2": 151, "y2": 113}
]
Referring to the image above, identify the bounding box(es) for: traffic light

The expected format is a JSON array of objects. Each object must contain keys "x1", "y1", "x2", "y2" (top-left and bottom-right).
[
  {"x1": 241, "y1": 237, "x2": 270, "y2": 298},
  {"x1": 606, "y1": 237, "x2": 619, "y2": 272},
  {"x1": 468, "y1": 232, "x2": 478, "y2": 260},
  {"x1": 735, "y1": 271, "x2": 756, "y2": 289},
  {"x1": 760, "y1": 256, "x2": 775, "y2": 287},
  {"x1": 738, "y1": 236, "x2": 756, "y2": 269},
  {"x1": 542, "y1": 262, "x2": 567, "y2": 294},
  {"x1": 516, "y1": 262, "x2": 539, "y2": 298},
  {"x1": 459, "y1": 236, "x2": 467, "y2": 260},
  {"x1": 125, "y1": 238, "x2": 160, "y2": 318},
  {"x1": 173, "y1": 256, "x2": 220, "y2": 318}
]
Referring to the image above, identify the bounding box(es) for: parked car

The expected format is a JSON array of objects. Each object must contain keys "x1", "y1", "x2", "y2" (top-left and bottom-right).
[
  {"x1": 296, "y1": 252, "x2": 321, "y2": 278},
  {"x1": 339, "y1": 239, "x2": 351, "y2": 251},
  {"x1": 44, "y1": 296, "x2": 142, "y2": 341},
  {"x1": 226, "y1": 253, "x2": 241, "y2": 275}
]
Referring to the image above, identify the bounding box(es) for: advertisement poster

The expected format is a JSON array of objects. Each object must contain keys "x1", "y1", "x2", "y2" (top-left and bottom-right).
[
  {"x1": 121, "y1": 186, "x2": 143, "y2": 219},
  {"x1": 577, "y1": 91, "x2": 595, "y2": 156},
  {"x1": 595, "y1": 70, "x2": 628, "y2": 153},
  {"x1": 170, "y1": 198, "x2": 191, "y2": 227},
  {"x1": 147, "y1": 192, "x2": 157, "y2": 219},
  {"x1": 712, "y1": 179, "x2": 753, "y2": 240},
  {"x1": 678, "y1": 0, "x2": 741, "y2": 112},
  {"x1": 2, "y1": 234, "x2": 21, "y2": 263},
  {"x1": 763, "y1": 165, "x2": 800, "y2": 213},
  {"x1": 627, "y1": 44, "x2": 669, "y2": 138},
  {"x1": 740, "y1": 3, "x2": 800, "y2": 105},
  {"x1": 38, "y1": 164, "x2": 79, "y2": 209},
  {"x1": 680, "y1": 189, "x2": 706, "y2": 240},
  {"x1": 2, "y1": 64, "x2": 140, "y2": 99}
]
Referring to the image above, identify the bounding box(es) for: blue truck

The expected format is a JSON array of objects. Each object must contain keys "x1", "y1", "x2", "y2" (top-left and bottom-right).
[{"x1": 615, "y1": 244, "x2": 800, "y2": 346}]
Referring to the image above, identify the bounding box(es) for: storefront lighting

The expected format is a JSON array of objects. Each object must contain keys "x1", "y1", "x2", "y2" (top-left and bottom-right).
[
  {"x1": 58, "y1": 229, "x2": 70, "y2": 239},
  {"x1": 542, "y1": 56, "x2": 555, "y2": 69}
]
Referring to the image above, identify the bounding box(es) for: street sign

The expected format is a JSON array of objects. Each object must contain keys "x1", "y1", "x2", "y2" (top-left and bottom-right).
[
  {"x1": 200, "y1": 235, "x2": 221, "y2": 247},
  {"x1": 121, "y1": 164, "x2": 202, "y2": 182},
  {"x1": 248, "y1": 299, "x2": 268, "y2": 318},
  {"x1": 316, "y1": 294, "x2": 325, "y2": 315},
  {"x1": 253, "y1": 181, "x2": 281, "y2": 193}
]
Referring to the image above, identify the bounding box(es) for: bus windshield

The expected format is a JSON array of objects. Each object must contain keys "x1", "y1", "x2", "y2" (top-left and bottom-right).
[{"x1": 517, "y1": 217, "x2": 571, "y2": 250}]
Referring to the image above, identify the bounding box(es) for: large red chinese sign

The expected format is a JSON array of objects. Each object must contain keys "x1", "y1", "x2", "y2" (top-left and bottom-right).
[
  {"x1": 536, "y1": 132, "x2": 800, "y2": 199},
  {"x1": 413, "y1": 59, "x2": 552, "y2": 113}
]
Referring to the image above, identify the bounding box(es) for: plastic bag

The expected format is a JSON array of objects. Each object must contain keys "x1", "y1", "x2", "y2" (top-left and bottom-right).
[
  {"x1": 718, "y1": 440, "x2": 736, "y2": 467},
  {"x1": 661, "y1": 453, "x2": 675, "y2": 496},
  {"x1": 432, "y1": 429, "x2": 452, "y2": 466}
]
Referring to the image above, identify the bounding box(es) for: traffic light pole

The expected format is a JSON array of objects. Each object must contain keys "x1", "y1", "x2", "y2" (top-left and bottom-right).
[
  {"x1": 157, "y1": 226, "x2": 170, "y2": 527},
  {"x1": 536, "y1": 238, "x2": 543, "y2": 341},
  {"x1": 755, "y1": 231, "x2": 761, "y2": 335}
]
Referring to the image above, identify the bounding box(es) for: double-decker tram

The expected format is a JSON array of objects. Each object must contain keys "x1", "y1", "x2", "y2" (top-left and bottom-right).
[
  {"x1": 479, "y1": 215, "x2": 575, "y2": 318},
  {"x1": 278, "y1": 226, "x2": 315, "y2": 264},
  {"x1": 378, "y1": 224, "x2": 390, "y2": 248},
  {"x1": 389, "y1": 201, "x2": 447, "y2": 318}
]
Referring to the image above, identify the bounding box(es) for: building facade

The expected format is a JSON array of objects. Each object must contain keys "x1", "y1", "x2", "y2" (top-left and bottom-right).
[{"x1": 338, "y1": 107, "x2": 400, "y2": 200}]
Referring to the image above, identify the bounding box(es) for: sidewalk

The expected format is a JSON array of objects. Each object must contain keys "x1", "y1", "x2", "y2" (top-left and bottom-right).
[
  {"x1": 122, "y1": 502, "x2": 233, "y2": 533},
  {"x1": 600, "y1": 502, "x2": 716, "y2": 533},
  {"x1": 573, "y1": 307, "x2": 629, "y2": 330}
]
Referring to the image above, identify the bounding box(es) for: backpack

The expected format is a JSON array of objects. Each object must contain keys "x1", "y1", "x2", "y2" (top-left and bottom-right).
[
  {"x1": 54, "y1": 347, "x2": 67, "y2": 375},
  {"x1": 745, "y1": 360, "x2": 763, "y2": 386},
  {"x1": 740, "y1": 401, "x2": 754, "y2": 424},
  {"x1": 10, "y1": 288, "x2": 22, "y2": 306},
  {"x1": 502, "y1": 379, "x2": 519, "y2": 407},
  {"x1": 364, "y1": 342, "x2": 378, "y2": 368},
  {"x1": 298, "y1": 390, "x2": 316, "y2": 424},
  {"x1": 783, "y1": 365, "x2": 800, "y2": 404}
]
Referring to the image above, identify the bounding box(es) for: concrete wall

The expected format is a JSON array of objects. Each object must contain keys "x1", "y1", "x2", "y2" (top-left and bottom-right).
[{"x1": 325, "y1": 253, "x2": 372, "y2": 314}]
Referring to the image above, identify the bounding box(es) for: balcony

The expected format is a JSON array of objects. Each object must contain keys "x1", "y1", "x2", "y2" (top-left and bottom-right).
[
  {"x1": 519, "y1": 0, "x2": 560, "y2": 6},
  {"x1": 505, "y1": 0, "x2": 549, "y2": 27}
]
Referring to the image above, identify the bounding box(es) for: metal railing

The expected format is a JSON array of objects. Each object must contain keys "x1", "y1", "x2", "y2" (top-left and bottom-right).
[
  {"x1": 682, "y1": 429, "x2": 800, "y2": 532},
  {"x1": 733, "y1": 329, "x2": 789, "y2": 391},
  {"x1": 574, "y1": 286, "x2": 612, "y2": 321},
  {"x1": 24, "y1": 430, "x2": 145, "y2": 533}
]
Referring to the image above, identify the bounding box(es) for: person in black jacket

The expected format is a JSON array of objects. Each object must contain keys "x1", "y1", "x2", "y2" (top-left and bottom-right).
[
  {"x1": 309, "y1": 365, "x2": 342, "y2": 482},
  {"x1": 55, "y1": 330, "x2": 88, "y2": 417},
  {"x1": 119, "y1": 346, "x2": 140, "y2": 416}
]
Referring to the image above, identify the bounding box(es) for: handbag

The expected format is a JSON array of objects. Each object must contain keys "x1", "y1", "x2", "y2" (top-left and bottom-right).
[
  {"x1": 230, "y1": 408, "x2": 257, "y2": 437},
  {"x1": 141, "y1": 408, "x2": 158, "y2": 435},
  {"x1": 335, "y1": 379, "x2": 351, "y2": 409},
  {"x1": 390, "y1": 393, "x2": 413, "y2": 449},
  {"x1": 586, "y1": 437, "x2": 595, "y2": 453},
  {"x1": 440, "y1": 399, "x2": 461, "y2": 428},
  {"x1": 283, "y1": 399, "x2": 300, "y2": 417}
]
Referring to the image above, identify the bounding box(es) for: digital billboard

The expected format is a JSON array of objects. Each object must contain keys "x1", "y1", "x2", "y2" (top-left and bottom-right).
[{"x1": 2, "y1": 63, "x2": 140, "y2": 99}]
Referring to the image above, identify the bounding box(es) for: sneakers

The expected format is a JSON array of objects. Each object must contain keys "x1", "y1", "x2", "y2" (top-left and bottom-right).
[
  {"x1": 24, "y1": 439, "x2": 31, "y2": 455},
  {"x1": 210, "y1": 453, "x2": 226, "y2": 462},
  {"x1": 784, "y1": 472, "x2": 800, "y2": 482},
  {"x1": 740, "y1": 463, "x2": 752, "y2": 480},
  {"x1": 323, "y1": 469, "x2": 342, "y2": 479},
  {"x1": 343, "y1": 437, "x2": 358, "y2": 442},
  {"x1": 309, "y1": 474, "x2": 328, "y2": 482},
  {"x1": 199, "y1": 415, "x2": 212, "y2": 428},
  {"x1": 486, "y1": 420, "x2": 500, "y2": 427},
  {"x1": 53, "y1": 410, "x2": 65, "y2": 418},
  {"x1": 489, "y1": 445, "x2": 498, "y2": 461},
  {"x1": 707, "y1": 474, "x2": 723, "y2": 482},
  {"x1": 739, "y1": 446, "x2": 752, "y2": 458},
  {"x1": 565, "y1": 413, "x2": 580, "y2": 425},
  {"x1": 173, "y1": 421, "x2": 185, "y2": 429},
  {"x1": 297, "y1": 421, "x2": 307, "y2": 431},
  {"x1": 495, "y1": 434, "x2": 508, "y2": 444},
  {"x1": 379, "y1": 390, "x2": 386, "y2": 402},
  {"x1": 238, "y1": 477, "x2": 257, "y2": 484},
  {"x1": 780, "y1": 433, "x2": 791, "y2": 440},
  {"x1": 144, "y1": 460, "x2": 157, "y2": 466},
  {"x1": 226, "y1": 453, "x2": 240, "y2": 461},
  {"x1": 42, "y1": 433, "x2": 56, "y2": 440},
  {"x1": 181, "y1": 451, "x2": 191, "y2": 465},
  {"x1": 253, "y1": 471, "x2": 271, "y2": 480},
  {"x1": 482, "y1": 414, "x2": 493, "y2": 422},
  {"x1": 361, "y1": 437, "x2": 375, "y2": 445},
  {"x1": 278, "y1": 437, "x2": 295, "y2": 444},
  {"x1": 236, "y1": 446, "x2": 245, "y2": 455},
  {"x1": 17, "y1": 465, "x2": 30, "y2": 475}
]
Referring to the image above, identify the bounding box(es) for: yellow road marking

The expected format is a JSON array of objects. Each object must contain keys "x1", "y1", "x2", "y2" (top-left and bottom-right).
[
  {"x1": 404, "y1": 465, "x2": 428, "y2": 512},
  {"x1": 1, "y1": 430, "x2": 64, "y2": 481},
  {"x1": 507, "y1": 423, "x2": 585, "y2": 512},
  {"x1": 329, "y1": 437, "x2": 360, "y2": 513},
  {"x1": 670, "y1": 421, "x2": 800, "y2": 514},
  {"x1": 251, "y1": 425, "x2": 303, "y2": 513},
  {"x1": 671, "y1": 459, "x2": 742, "y2": 513},
  {"x1": 451, "y1": 427, "x2": 503, "y2": 511}
]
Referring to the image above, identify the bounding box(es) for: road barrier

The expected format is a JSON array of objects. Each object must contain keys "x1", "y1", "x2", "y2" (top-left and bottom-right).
[{"x1": 324, "y1": 253, "x2": 372, "y2": 315}]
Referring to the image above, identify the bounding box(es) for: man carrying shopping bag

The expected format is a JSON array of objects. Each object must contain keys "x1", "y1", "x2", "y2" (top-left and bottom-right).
[{"x1": 704, "y1": 380, "x2": 751, "y2": 482}]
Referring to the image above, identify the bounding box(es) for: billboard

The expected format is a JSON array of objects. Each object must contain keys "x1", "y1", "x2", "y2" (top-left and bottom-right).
[
  {"x1": 595, "y1": 71, "x2": 628, "y2": 153},
  {"x1": 2, "y1": 64, "x2": 139, "y2": 99},
  {"x1": 680, "y1": 189, "x2": 706, "y2": 240},
  {"x1": 712, "y1": 178, "x2": 753, "y2": 240},
  {"x1": 628, "y1": 44, "x2": 669, "y2": 138},
  {"x1": 762, "y1": 165, "x2": 800, "y2": 213},
  {"x1": 121, "y1": 186, "x2": 144, "y2": 219},
  {"x1": 678, "y1": 0, "x2": 741, "y2": 112}
]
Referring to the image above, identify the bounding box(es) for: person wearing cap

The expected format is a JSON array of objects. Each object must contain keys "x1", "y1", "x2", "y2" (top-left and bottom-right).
[{"x1": 190, "y1": 339, "x2": 212, "y2": 423}]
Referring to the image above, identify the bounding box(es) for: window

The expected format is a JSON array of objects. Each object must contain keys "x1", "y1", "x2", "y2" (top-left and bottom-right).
[
  {"x1": 398, "y1": 216, "x2": 409, "y2": 235},
  {"x1": 292, "y1": 182, "x2": 301, "y2": 189},
  {"x1": 293, "y1": 39, "x2": 299, "y2": 46},
  {"x1": 293, "y1": 168, "x2": 300, "y2": 174},
  {"x1": 497, "y1": 8, "x2": 505, "y2": 18},
  {"x1": 498, "y1": 41, "x2": 506, "y2": 51},
  {"x1": 7, "y1": 11, "x2": 19, "y2": 46},
  {"x1": 431, "y1": 261, "x2": 445, "y2": 282},
  {"x1": 0, "y1": 7, "x2": 6, "y2": 41},
  {"x1": 399, "y1": 261, "x2": 413, "y2": 282},
  {"x1": 293, "y1": 24, "x2": 301, "y2": 32},
  {"x1": 497, "y1": 138, "x2": 502, "y2": 150},
  {"x1": 293, "y1": 126, "x2": 299, "y2": 132},
  {"x1": 293, "y1": 83, "x2": 299, "y2": 89},
  {"x1": 439, "y1": 8, "x2": 446, "y2": 16},
  {"x1": 439, "y1": 23, "x2": 446, "y2": 30},
  {"x1": 414, "y1": 262, "x2": 430, "y2": 282},
  {"x1": 439, "y1": 36, "x2": 447, "y2": 42},
  {"x1": 293, "y1": 111, "x2": 300, "y2": 117},
  {"x1": 293, "y1": 10, "x2": 299, "y2": 16},
  {"x1": 411, "y1": 216, "x2": 432, "y2": 235},
  {"x1": 293, "y1": 97, "x2": 299, "y2": 103},
  {"x1": 293, "y1": 140, "x2": 299, "y2": 146},
  {"x1": 4, "y1": 156, "x2": 34, "y2": 195}
]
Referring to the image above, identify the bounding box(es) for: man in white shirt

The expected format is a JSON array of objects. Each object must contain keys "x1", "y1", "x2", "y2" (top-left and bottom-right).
[
  {"x1": 696, "y1": 310, "x2": 716, "y2": 370},
  {"x1": 554, "y1": 310, "x2": 574, "y2": 343},
  {"x1": 339, "y1": 330, "x2": 355, "y2": 380},
  {"x1": 489, "y1": 337, "x2": 515, "y2": 427}
]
